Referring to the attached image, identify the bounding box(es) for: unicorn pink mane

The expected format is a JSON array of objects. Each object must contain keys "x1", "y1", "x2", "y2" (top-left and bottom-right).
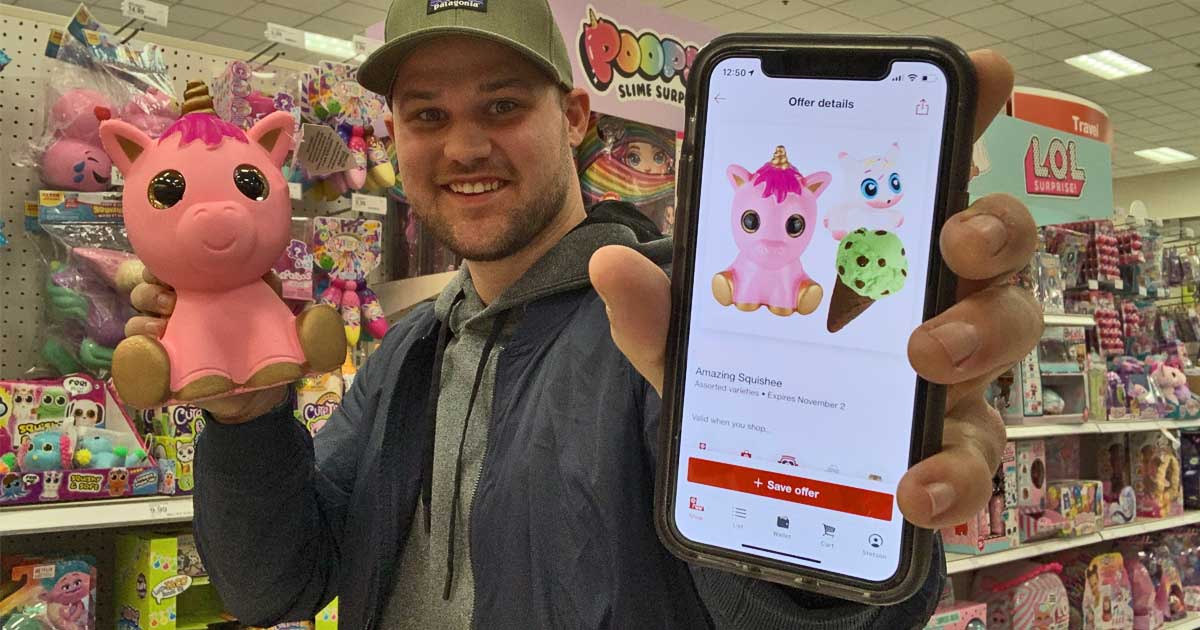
[
  {"x1": 159, "y1": 113, "x2": 248, "y2": 147},
  {"x1": 752, "y1": 160, "x2": 806, "y2": 203}
]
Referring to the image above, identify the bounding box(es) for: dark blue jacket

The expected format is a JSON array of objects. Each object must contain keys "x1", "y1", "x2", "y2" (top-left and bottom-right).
[{"x1": 194, "y1": 246, "x2": 944, "y2": 630}]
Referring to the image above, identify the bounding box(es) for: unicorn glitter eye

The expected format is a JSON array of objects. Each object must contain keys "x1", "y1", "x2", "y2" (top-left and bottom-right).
[
  {"x1": 740, "y1": 210, "x2": 760, "y2": 233},
  {"x1": 860, "y1": 178, "x2": 879, "y2": 199},
  {"x1": 234, "y1": 164, "x2": 269, "y2": 201},
  {"x1": 785, "y1": 214, "x2": 806, "y2": 237},
  {"x1": 148, "y1": 170, "x2": 186, "y2": 209}
]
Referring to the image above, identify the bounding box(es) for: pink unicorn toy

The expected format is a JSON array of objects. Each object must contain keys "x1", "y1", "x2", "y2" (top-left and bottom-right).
[
  {"x1": 40, "y1": 89, "x2": 115, "y2": 192},
  {"x1": 99, "y1": 81, "x2": 344, "y2": 408},
  {"x1": 824, "y1": 142, "x2": 904, "y2": 240},
  {"x1": 712, "y1": 145, "x2": 831, "y2": 316}
]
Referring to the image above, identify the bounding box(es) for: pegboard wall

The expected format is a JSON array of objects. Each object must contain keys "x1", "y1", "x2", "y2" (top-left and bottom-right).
[{"x1": 0, "y1": 4, "x2": 392, "y2": 380}]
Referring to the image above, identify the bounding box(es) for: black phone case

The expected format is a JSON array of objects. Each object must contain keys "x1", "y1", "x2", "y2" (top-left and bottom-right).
[{"x1": 655, "y1": 33, "x2": 978, "y2": 606}]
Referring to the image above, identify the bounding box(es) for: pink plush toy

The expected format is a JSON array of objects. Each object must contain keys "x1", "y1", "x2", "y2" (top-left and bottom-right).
[
  {"x1": 99, "y1": 81, "x2": 344, "y2": 408},
  {"x1": 711, "y1": 145, "x2": 831, "y2": 316},
  {"x1": 1149, "y1": 358, "x2": 1190, "y2": 406},
  {"x1": 40, "y1": 89, "x2": 114, "y2": 191},
  {"x1": 121, "y1": 86, "x2": 179, "y2": 138}
]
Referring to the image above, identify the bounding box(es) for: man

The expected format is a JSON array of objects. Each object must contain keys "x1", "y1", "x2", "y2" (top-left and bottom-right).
[{"x1": 128, "y1": 0, "x2": 1041, "y2": 627}]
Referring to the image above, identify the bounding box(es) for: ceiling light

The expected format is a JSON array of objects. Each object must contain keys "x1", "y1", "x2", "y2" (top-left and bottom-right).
[
  {"x1": 304, "y1": 32, "x2": 356, "y2": 60},
  {"x1": 1065, "y1": 50, "x2": 1151, "y2": 80},
  {"x1": 1134, "y1": 147, "x2": 1197, "y2": 164}
]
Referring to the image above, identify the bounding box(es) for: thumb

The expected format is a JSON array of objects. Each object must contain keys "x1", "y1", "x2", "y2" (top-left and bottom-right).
[{"x1": 589, "y1": 245, "x2": 671, "y2": 395}]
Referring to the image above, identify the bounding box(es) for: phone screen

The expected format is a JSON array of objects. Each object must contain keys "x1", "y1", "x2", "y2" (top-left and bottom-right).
[{"x1": 672, "y1": 56, "x2": 950, "y2": 583}]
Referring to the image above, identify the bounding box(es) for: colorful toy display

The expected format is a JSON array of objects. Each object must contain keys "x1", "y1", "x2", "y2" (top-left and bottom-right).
[
  {"x1": 920, "y1": 600, "x2": 987, "y2": 630},
  {"x1": 711, "y1": 146, "x2": 830, "y2": 317},
  {"x1": 577, "y1": 114, "x2": 677, "y2": 234},
  {"x1": 1047, "y1": 480, "x2": 1103, "y2": 537},
  {"x1": 1054, "y1": 550, "x2": 1134, "y2": 630},
  {"x1": 0, "y1": 555, "x2": 97, "y2": 630},
  {"x1": 100, "y1": 81, "x2": 345, "y2": 408},
  {"x1": 312, "y1": 217, "x2": 387, "y2": 346},
  {"x1": 1092, "y1": 433, "x2": 1138, "y2": 525},
  {"x1": 972, "y1": 561, "x2": 1070, "y2": 629},
  {"x1": 823, "y1": 143, "x2": 905, "y2": 239},
  {"x1": 116, "y1": 531, "x2": 229, "y2": 630},
  {"x1": 1129, "y1": 430, "x2": 1184, "y2": 519},
  {"x1": 296, "y1": 371, "x2": 343, "y2": 436},
  {"x1": 1183, "y1": 430, "x2": 1200, "y2": 510},
  {"x1": 944, "y1": 441, "x2": 1018, "y2": 555}
]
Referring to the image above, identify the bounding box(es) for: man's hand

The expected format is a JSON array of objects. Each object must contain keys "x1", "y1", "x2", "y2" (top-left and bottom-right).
[
  {"x1": 589, "y1": 50, "x2": 1041, "y2": 530},
  {"x1": 126, "y1": 267, "x2": 289, "y2": 424}
]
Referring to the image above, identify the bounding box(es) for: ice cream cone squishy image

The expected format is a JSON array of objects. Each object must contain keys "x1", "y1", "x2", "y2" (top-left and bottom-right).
[
  {"x1": 823, "y1": 143, "x2": 905, "y2": 240},
  {"x1": 827, "y1": 229, "x2": 909, "y2": 332},
  {"x1": 100, "y1": 81, "x2": 346, "y2": 408},
  {"x1": 712, "y1": 146, "x2": 832, "y2": 316}
]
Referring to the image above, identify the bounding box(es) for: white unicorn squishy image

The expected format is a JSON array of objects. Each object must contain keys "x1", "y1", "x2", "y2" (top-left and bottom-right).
[{"x1": 824, "y1": 142, "x2": 905, "y2": 240}]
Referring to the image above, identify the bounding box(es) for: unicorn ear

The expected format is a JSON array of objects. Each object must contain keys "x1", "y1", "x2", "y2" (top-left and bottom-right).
[
  {"x1": 804, "y1": 171, "x2": 832, "y2": 198},
  {"x1": 247, "y1": 111, "x2": 295, "y2": 167},
  {"x1": 887, "y1": 142, "x2": 900, "y2": 162},
  {"x1": 727, "y1": 164, "x2": 752, "y2": 189},
  {"x1": 99, "y1": 120, "x2": 153, "y2": 176}
]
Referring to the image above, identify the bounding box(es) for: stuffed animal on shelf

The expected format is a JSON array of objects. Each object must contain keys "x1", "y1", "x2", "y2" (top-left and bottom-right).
[
  {"x1": 99, "y1": 80, "x2": 346, "y2": 408},
  {"x1": 17, "y1": 432, "x2": 73, "y2": 471},
  {"x1": 74, "y1": 434, "x2": 146, "y2": 468}
]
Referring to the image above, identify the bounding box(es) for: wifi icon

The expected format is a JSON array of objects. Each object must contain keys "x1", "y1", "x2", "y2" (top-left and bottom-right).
[{"x1": 907, "y1": 73, "x2": 918, "y2": 81}]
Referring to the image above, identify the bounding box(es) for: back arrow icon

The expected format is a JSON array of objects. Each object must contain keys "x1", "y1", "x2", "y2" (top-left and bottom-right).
[{"x1": 714, "y1": 93, "x2": 725, "y2": 103}]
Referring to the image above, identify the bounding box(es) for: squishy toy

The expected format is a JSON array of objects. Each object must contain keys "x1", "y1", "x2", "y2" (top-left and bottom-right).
[
  {"x1": 712, "y1": 145, "x2": 830, "y2": 316},
  {"x1": 18, "y1": 431, "x2": 73, "y2": 471},
  {"x1": 824, "y1": 142, "x2": 905, "y2": 239},
  {"x1": 40, "y1": 89, "x2": 114, "y2": 192},
  {"x1": 99, "y1": 81, "x2": 345, "y2": 408},
  {"x1": 827, "y1": 228, "x2": 909, "y2": 332}
]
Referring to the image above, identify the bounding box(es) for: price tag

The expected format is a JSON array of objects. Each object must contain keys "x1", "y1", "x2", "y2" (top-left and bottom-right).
[
  {"x1": 352, "y1": 193, "x2": 388, "y2": 215},
  {"x1": 111, "y1": 166, "x2": 124, "y2": 186},
  {"x1": 289, "y1": 182, "x2": 302, "y2": 200},
  {"x1": 121, "y1": 0, "x2": 169, "y2": 26},
  {"x1": 1139, "y1": 286, "x2": 1147, "y2": 297},
  {"x1": 1088, "y1": 279, "x2": 1099, "y2": 290},
  {"x1": 1114, "y1": 279, "x2": 1124, "y2": 290},
  {"x1": 265, "y1": 22, "x2": 305, "y2": 48},
  {"x1": 147, "y1": 500, "x2": 190, "y2": 519},
  {"x1": 353, "y1": 35, "x2": 383, "y2": 58}
]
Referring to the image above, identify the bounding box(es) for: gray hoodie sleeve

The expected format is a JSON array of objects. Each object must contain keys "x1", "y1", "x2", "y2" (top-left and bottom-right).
[
  {"x1": 639, "y1": 379, "x2": 944, "y2": 630},
  {"x1": 193, "y1": 335, "x2": 389, "y2": 626}
]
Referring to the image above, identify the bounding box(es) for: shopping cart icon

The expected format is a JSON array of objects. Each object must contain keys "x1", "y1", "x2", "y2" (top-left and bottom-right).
[{"x1": 822, "y1": 524, "x2": 836, "y2": 537}]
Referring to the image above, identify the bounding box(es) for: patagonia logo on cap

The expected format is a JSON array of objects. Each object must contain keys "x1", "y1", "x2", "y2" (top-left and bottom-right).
[{"x1": 428, "y1": 0, "x2": 486, "y2": 13}]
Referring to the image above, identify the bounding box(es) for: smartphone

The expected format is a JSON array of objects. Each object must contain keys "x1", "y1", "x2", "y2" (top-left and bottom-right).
[{"x1": 656, "y1": 34, "x2": 977, "y2": 604}]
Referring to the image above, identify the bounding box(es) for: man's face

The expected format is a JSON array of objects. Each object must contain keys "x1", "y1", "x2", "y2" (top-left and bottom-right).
[{"x1": 390, "y1": 36, "x2": 588, "y2": 261}]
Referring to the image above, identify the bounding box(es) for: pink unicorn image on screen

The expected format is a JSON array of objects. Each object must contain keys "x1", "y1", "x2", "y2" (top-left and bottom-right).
[
  {"x1": 99, "y1": 81, "x2": 344, "y2": 408},
  {"x1": 712, "y1": 145, "x2": 831, "y2": 316},
  {"x1": 824, "y1": 142, "x2": 905, "y2": 240}
]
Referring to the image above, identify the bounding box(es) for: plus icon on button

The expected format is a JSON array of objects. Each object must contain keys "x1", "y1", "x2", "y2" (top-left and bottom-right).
[{"x1": 753, "y1": 478, "x2": 763, "y2": 488}]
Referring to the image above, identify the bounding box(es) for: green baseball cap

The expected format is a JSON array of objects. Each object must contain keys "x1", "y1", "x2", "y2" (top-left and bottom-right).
[{"x1": 356, "y1": 0, "x2": 575, "y2": 97}]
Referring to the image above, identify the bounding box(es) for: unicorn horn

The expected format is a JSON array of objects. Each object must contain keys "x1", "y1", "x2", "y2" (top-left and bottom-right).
[
  {"x1": 771, "y1": 145, "x2": 789, "y2": 168},
  {"x1": 588, "y1": 8, "x2": 598, "y2": 26},
  {"x1": 181, "y1": 81, "x2": 215, "y2": 115}
]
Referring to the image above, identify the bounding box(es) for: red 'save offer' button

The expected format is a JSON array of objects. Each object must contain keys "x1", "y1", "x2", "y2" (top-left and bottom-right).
[{"x1": 687, "y1": 458, "x2": 894, "y2": 521}]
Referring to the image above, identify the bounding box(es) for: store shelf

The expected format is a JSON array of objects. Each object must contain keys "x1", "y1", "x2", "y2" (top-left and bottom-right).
[
  {"x1": 1163, "y1": 611, "x2": 1200, "y2": 630},
  {"x1": 1005, "y1": 418, "x2": 1200, "y2": 440},
  {"x1": 0, "y1": 496, "x2": 193, "y2": 536},
  {"x1": 1043, "y1": 313, "x2": 1097, "y2": 327},
  {"x1": 946, "y1": 511, "x2": 1200, "y2": 574}
]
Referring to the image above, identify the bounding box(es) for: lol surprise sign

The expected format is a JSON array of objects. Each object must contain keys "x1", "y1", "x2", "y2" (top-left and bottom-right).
[
  {"x1": 712, "y1": 146, "x2": 830, "y2": 316},
  {"x1": 824, "y1": 143, "x2": 905, "y2": 240},
  {"x1": 99, "y1": 81, "x2": 345, "y2": 408}
]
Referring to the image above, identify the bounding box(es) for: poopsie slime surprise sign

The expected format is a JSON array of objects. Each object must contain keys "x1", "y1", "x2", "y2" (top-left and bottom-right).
[
  {"x1": 578, "y1": 7, "x2": 699, "y2": 106},
  {"x1": 365, "y1": 0, "x2": 717, "y2": 130}
]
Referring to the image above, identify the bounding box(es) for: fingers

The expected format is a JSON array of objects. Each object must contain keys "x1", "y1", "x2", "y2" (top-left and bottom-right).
[
  {"x1": 908, "y1": 284, "x2": 1043, "y2": 386},
  {"x1": 130, "y1": 281, "x2": 176, "y2": 316},
  {"x1": 969, "y1": 50, "x2": 1015, "y2": 140},
  {"x1": 589, "y1": 245, "x2": 671, "y2": 395},
  {"x1": 939, "y1": 193, "x2": 1038, "y2": 284},
  {"x1": 125, "y1": 315, "x2": 165, "y2": 339},
  {"x1": 898, "y1": 394, "x2": 1005, "y2": 528},
  {"x1": 142, "y1": 264, "x2": 166, "y2": 288}
]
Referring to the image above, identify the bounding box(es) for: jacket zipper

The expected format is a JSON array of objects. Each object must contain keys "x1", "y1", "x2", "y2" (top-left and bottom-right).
[{"x1": 465, "y1": 345, "x2": 505, "y2": 627}]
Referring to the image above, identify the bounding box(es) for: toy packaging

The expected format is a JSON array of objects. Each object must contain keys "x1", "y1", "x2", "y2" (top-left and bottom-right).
[
  {"x1": 1129, "y1": 430, "x2": 1184, "y2": 519},
  {"x1": 295, "y1": 371, "x2": 343, "y2": 437},
  {"x1": 921, "y1": 600, "x2": 988, "y2": 630},
  {"x1": 312, "y1": 216, "x2": 386, "y2": 347},
  {"x1": 1016, "y1": 440, "x2": 1066, "y2": 542},
  {"x1": 273, "y1": 218, "x2": 315, "y2": 303},
  {"x1": 1054, "y1": 550, "x2": 1134, "y2": 630},
  {"x1": 972, "y1": 561, "x2": 1069, "y2": 630},
  {"x1": 0, "y1": 555, "x2": 97, "y2": 630},
  {"x1": 142, "y1": 404, "x2": 204, "y2": 496},
  {"x1": 0, "y1": 374, "x2": 159, "y2": 505},
  {"x1": 577, "y1": 113, "x2": 678, "y2": 235},
  {"x1": 115, "y1": 531, "x2": 231, "y2": 630},
  {"x1": 1182, "y1": 430, "x2": 1200, "y2": 510},
  {"x1": 1088, "y1": 433, "x2": 1138, "y2": 526},
  {"x1": 99, "y1": 81, "x2": 346, "y2": 409},
  {"x1": 943, "y1": 441, "x2": 1018, "y2": 555},
  {"x1": 1046, "y1": 480, "x2": 1104, "y2": 536},
  {"x1": 1045, "y1": 436, "x2": 1081, "y2": 480}
]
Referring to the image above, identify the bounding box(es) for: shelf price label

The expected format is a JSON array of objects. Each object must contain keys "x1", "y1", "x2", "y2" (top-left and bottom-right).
[
  {"x1": 352, "y1": 193, "x2": 387, "y2": 215},
  {"x1": 1114, "y1": 279, "x2": 1124, "y2": 290},
  {"x1": 147, "y1": 500, "x2": 190, "y2": 519},
  {"x1": 1139, "y1": 286, "x2": 1147, "y2": 297},
  {"x1": 121, "y1": 0, "x2": 169, "y2": 26},
  {"x1": 289, "y1": 182, "x2": 302, "y2": 200},
  {"x1": 265, "y1": 23, "x2": 305, "y2": 48}
]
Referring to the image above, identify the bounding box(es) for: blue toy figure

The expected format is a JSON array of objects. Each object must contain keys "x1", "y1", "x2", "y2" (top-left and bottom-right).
[
  {"x1": 75, "y1": 434, "x2": 146, "y2": 468},
  {"x1": 18, "y1": 432, "x2": 72, "y2": 471}
]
